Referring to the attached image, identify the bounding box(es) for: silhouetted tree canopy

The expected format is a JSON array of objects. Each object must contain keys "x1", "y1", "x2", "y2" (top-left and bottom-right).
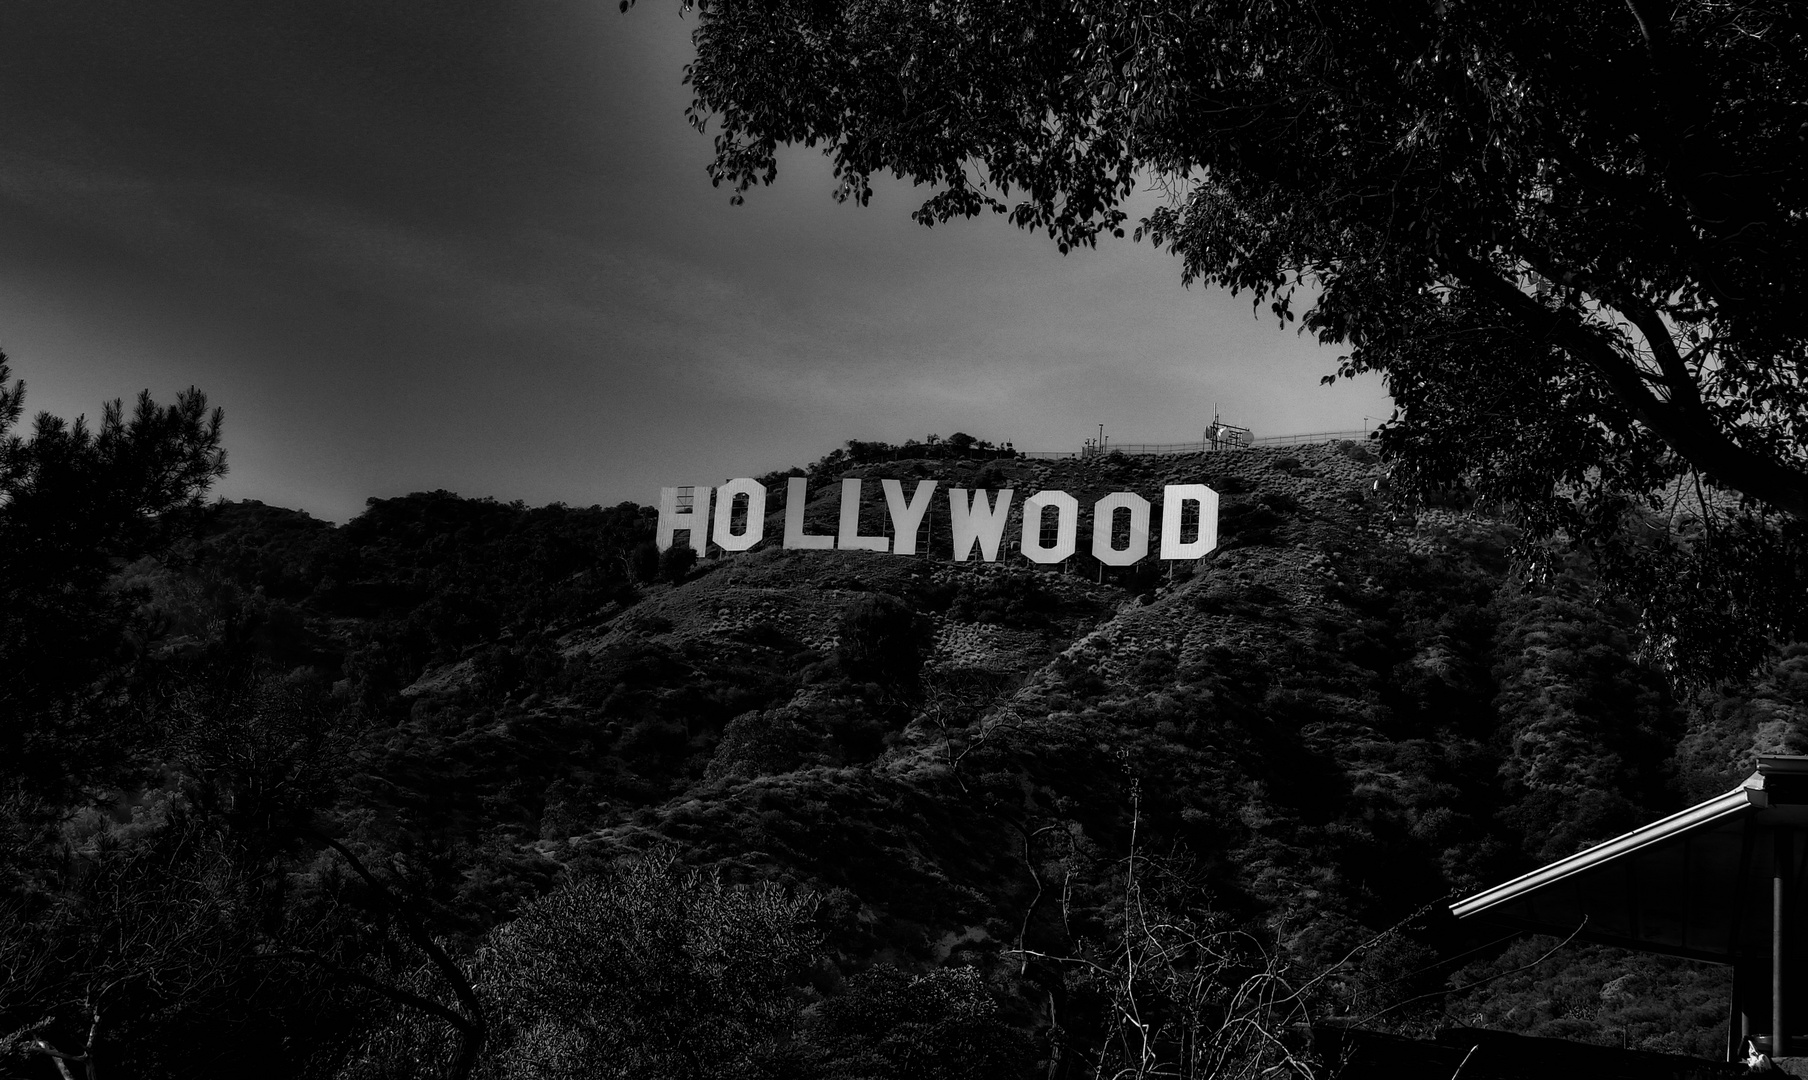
[
  {"x1": 0, "y1": 352, "x2": 226, "y2": 792},
  {"x1": 654, "y1": 0, "x2": 1808, "y2": 679}
]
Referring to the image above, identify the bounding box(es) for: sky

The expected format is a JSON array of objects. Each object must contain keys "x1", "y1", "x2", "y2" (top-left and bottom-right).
[{"x1": 0, "y1": 0, "x2": 1390, "y2": 523}]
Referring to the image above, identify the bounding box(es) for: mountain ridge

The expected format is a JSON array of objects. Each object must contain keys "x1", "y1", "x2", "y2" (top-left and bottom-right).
[{"x1": 31, "y1": 437, "x2": 1799, "y2": 1074}]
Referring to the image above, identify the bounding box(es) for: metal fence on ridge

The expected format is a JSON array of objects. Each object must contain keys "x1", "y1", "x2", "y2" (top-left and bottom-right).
[{"x1": 1018, "y1": 429, "x2": 1373, "y2": 459}]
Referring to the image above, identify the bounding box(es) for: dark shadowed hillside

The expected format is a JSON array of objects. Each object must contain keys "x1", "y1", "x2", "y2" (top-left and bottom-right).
[{"x1": 6, "y1": 440, "x2": 1801, "y2": 1077}]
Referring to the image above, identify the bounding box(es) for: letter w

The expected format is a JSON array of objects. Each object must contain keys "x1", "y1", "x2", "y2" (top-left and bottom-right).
[{"x1": 947, "y1": 488, "x2": 1014, "y2": 562}]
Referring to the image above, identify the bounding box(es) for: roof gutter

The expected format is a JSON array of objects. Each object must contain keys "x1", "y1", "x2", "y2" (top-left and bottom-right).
[{"x1": 1451, "y1": 784, "x2": 1766, "y2": 920}]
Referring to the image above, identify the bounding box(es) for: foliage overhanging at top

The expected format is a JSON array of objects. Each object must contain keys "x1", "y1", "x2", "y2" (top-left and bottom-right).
[{"x1": 648, "y1": 0, "x2": 1808, "y2": 681}]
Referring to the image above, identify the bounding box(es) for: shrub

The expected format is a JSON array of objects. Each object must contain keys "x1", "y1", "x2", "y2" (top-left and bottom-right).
[
  {"x1": 342, "y1": 848, "x2": 824, "y2": 1080},
  {"x1": 836, "y1": 593, "x2": 927, "y2": 691},
  {"x1": 947, "y1": 571, "x2": 1059, "y2": 628},
  {"x1": 629, "y1": 541, "x2": 660, "y2": 583},
  {"x1": 707, "y1": 710, "x2": 826, "y2": 780},
  {"x1": 803, "y1": 966, "x2": 1036, "y2": 1080},
  {"x1": 658, "y1": 545, "x2": 697, "y2": 584}
]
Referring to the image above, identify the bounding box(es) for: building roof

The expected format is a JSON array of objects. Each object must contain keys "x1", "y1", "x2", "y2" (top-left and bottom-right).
[{"x1": 1451, "y1": 756, "x2": 1808, "y2": 964}]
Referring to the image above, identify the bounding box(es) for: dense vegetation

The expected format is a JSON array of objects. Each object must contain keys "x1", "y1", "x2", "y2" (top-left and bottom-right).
[
  {"x1": 2, "y1": 433, "x2": 1799, "y2": 1077},
  {"x1": 661, "y1": 0, "x2": 1808, "y2": 688}
]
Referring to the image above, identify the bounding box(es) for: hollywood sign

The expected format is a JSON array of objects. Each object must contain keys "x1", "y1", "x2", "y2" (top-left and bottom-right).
[{"x1": 657, "y1": 477, "x2": 1218, "y2": 566}]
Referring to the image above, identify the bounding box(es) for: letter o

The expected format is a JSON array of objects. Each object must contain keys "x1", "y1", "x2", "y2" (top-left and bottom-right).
[
  {"x1": 712, "y1": 478, "x2": 766, "y2": 551},
  {"x1": 1091, "y1": 492, "x2": 1151, "y2": 566},
  {"x1": 1021, "y1": 491, "x2": 1079, "y2": 563}
]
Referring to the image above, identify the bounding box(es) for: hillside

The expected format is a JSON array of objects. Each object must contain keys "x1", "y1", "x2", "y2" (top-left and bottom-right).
[{"x1": 8, "y1": 439, "x2": 1803, "y2": 1077}]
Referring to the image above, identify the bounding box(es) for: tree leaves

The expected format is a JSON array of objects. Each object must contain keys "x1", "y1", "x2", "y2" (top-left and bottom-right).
[
  {"x1": 0, "y1": 353, "x2": 227, "y2": 795},
  {"x1": 659, "y1": 0, "x2": 1808, "y2": 678}
]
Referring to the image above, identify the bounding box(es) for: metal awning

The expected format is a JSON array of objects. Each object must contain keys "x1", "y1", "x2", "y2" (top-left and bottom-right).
[{"x1": 1452, "y1": 756, "x2": 1808, "y2": 965}]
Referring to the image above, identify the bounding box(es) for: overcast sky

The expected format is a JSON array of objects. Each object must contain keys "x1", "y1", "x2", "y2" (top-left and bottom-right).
[{"x1": 0, "y1": 0, "x2": 1390, "y2": 522}]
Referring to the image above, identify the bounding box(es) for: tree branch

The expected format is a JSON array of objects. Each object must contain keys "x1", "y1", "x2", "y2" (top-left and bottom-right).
[
  {"x1": 263, "y1": 950, "x2": 478, "y2": 1042},
  {"x1": 1611, "y1": 293, "x2": 1703, "y2": 408},
  {"x1": 285, "y1": 827, "x2": 486, "y2": 1079},
  {"x1": 1448, "y1": 253, "x2": 1808, "y2": 520},
  {"x1": 22, "y1": 1038, "x2": 85, "y2": 1080}
]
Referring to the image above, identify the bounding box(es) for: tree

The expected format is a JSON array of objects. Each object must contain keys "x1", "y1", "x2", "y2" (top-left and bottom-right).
[
  {"x1": 0, "y1": 353, "x2": 226, "y2": 793},
  {"x1": 341, "y1": 847, "x2": 822, "y2": 1079},
  {"x1": 801, "y1": 966, "x2": 1036, "y2": 1080},
  {"x1": 657, "y1": 541, "x2": 697, "y2": 584},
  {"x1": 836, "y1": 592, "x2": 927, "y2": 692},
  {"x1": 647, "y1": 0, "x2": 1808, "y2": 679},
  {"x1": 0, "y1": 808, "x2": 313, "y2": 1080}
]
